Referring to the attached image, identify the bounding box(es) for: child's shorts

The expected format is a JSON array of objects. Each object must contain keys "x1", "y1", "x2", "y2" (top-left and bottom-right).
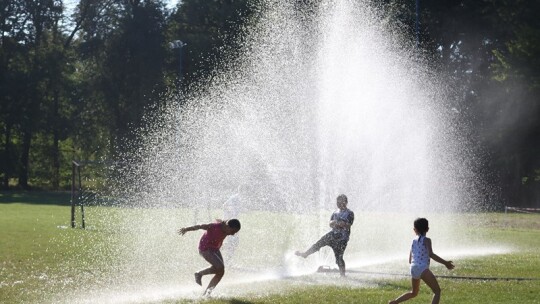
[{"x1": 410, "y1": 264, "x2": 429, "y2": 279}]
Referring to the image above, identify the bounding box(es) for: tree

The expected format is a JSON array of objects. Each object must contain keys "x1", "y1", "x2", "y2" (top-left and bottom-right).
[
  {"x1": 167, "y1": 0, "x2": 259, "y2": 88},
  {"x1": 75, "y1": 0, "x2": 169, "y2": 157},
  {"x1": 0, "y1": 0, "x2": 29, "y2": 187},
  {"x1": 487, "y1": 0, "x2": 540, "y2": 206},
  {"x1": 381, "y1": 0, "x2": 540, "y2": 207},
  {"x1": 0, "y1": 0, "x2": 64, "y2": 189}
]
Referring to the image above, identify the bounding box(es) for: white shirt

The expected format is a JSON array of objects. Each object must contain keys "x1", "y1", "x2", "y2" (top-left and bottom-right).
[{"x1": 411, "y1": 235, "x2": 430, "y2": 267}]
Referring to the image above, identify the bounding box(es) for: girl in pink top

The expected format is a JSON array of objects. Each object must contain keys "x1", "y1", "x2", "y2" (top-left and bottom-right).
[{"x1": 178, "y1": 219, "x2": 241, "y2": 296}]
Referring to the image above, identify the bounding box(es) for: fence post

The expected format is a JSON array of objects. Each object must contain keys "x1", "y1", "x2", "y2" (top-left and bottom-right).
[{"x1": 71, "y1": 161, "x2": 77, "y2": 228}]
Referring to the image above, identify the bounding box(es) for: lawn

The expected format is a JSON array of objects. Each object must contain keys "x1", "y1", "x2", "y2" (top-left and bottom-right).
[{"x1": 1, "y1": 192, "x2": 539, "y2": 304}]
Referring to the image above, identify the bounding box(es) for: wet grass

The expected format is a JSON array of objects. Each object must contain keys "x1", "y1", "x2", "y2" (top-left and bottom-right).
[
  {"x1": 1, "y1": 193, "x2": 539, "y2": 304},
  {"x1": 196, "y1": 212, "x2": 540, "y2": 304},
  {"x1": 191, "y1": 278, "x2": 540, "y2": 304},
  {"x1": 177, "y1": 212, "x2": 540, "y2": 304},
  {"x1": 0, "y1": 193, "x2": 127, "y2": 303}
]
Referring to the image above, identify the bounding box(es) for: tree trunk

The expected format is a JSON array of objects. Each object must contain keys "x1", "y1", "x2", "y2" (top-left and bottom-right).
[
  {"x1": 18, "y1": 130, "x2": 32, "y2": 190},
  {"x1": 2, "y1": 124, "x2": 11, "y2": 189},
  {"x1": 52, "y1": 90, "x2": 60, "y2": 190}
]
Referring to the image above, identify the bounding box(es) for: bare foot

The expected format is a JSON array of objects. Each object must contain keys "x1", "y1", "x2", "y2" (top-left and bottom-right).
[
  {"x1": 203, "y1": 287, "x2": 214, "y2": 297},
  {"x1": 295, "y1": 251, "x2": 307, "y2": 258},
  {"x1": 194, "y1": 272, "x2": 202, "y2": 286}
]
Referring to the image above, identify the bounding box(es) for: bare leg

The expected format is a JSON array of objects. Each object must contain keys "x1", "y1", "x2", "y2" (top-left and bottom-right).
[
  {"x1": 296, "y1": 232, "x2": 333, "y2": 258},
  {"x1": 337, "y1": 259, "x2": 346, "y2": 277},
  {"x1": 194, "y1": 272, "x2": 202, "y2": 285},
  {"x1": 421, "y1": 269, "x2": 441, "y2": 304},
  {"x1": 332, "y1": 241, "x2": 347, "y2": 276},
  {"x1": 197, "y1": 250, "x2": 225, "y2": 295},
  {"x1": 388, "y1": 278, "x2": 420, "y2": 304}
]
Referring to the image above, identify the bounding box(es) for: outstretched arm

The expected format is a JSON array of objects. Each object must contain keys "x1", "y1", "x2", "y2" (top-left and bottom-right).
[
  {"x1": 178, "y1": 223, "x2": 211, "y2": 235},
  {"x1": 425, "y1": 238, "x2": 455, "y2": 269}
]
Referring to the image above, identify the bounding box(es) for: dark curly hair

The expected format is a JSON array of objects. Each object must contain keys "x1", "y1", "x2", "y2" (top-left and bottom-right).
[
  {"x1": 227, "y1": 219, "x2": 241, "y2": 230},
  {"x1": 414, "y1": 218, "x2": 429, "y2": 234}
]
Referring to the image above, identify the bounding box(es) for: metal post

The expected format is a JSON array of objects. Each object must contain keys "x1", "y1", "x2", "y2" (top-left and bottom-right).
[
  {"x1": 178, "y1": 45, "x2": 183, "y2": 83},
  {"x1": 170, "y1": 40, "x2": 187, "y2": 83},
  {"x1": 81, "y1": 205, "x2": 86, "y2": 229},
  {"x1": 170, "y1": 40, "x2": 187, "y2": 155},
  {"x1": 77, "y1": 162, "x2": 85, "y2": 229},
  {"x1": 70, "y1": 161, "x2": 77, "y2": 228},
  {"x1": 415, "y1": 0, "x2": 420, "y2": 47}
]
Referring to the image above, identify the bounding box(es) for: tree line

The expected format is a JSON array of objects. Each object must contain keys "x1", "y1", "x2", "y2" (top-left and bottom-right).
[{"x1": 0, "y1": 0, "x2": 538, "y2": 207}]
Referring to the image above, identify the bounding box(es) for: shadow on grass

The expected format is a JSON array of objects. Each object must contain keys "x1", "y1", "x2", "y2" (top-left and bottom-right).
[
  {"x1": 0, "y1": 191, "x2": 71, "y2": 206},
  {"x1": 227, "y1": 300, "x2": 256, "y2": 304}
]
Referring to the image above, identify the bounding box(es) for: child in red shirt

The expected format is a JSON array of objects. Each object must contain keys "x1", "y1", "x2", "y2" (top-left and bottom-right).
[{"x1": 178, "y1": 219, "x2": 241, "y2": 296}]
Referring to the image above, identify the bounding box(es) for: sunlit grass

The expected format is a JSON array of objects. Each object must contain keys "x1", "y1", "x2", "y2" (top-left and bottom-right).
[{"x1": 1, "y1": 192, "x2": 539, "y2": 304}]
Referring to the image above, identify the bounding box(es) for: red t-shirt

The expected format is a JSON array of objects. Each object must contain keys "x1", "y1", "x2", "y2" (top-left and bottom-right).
[{"x1": 198, "y1": 222, "x2": 227, "y2": 251}]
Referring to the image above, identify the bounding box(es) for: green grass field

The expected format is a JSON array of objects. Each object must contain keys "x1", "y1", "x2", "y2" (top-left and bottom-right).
[{"x1": 1, "y1": 192, "x2": 539, "y2": 304}]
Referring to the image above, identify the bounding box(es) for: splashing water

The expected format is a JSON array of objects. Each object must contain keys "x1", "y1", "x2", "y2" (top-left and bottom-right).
[{"x1": 55, "y1": 1, "x2": 505, "y2": 303}]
